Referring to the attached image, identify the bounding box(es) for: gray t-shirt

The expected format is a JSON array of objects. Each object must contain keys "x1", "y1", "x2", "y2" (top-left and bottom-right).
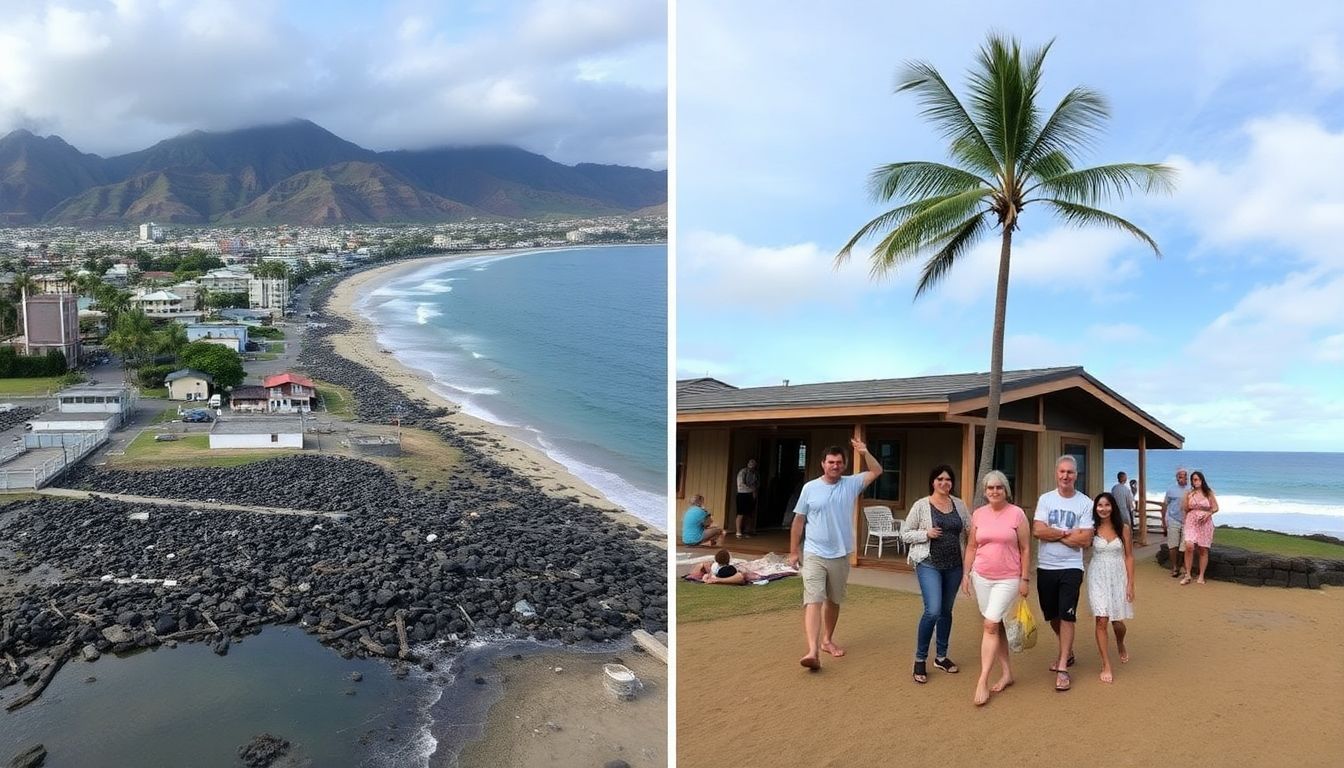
[
  {"x1": 1163, "y1": 484, "x2": 1188, "y2": 524},
  {"x1": 1034, "y1": 489, "x2": 1095, "y2": 571},
  {"x1": 1110, "y1": 482, "x2": 1136, "y2": 527}
]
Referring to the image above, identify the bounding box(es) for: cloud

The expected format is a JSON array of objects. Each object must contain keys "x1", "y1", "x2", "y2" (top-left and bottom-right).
[
  {"x1": 0, "y1": 0, "x2": 666, "y2": 168},
  {"x1": 678, "y1": 230, "x2": 878, "y2": 313}
]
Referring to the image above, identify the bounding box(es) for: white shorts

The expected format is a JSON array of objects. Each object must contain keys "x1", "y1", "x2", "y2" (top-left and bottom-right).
[{"x1": 971, "y1": 572, "x2": 1019, "y2": 622}]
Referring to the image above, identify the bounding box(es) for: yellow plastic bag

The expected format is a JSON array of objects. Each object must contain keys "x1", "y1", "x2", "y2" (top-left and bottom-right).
[{"x1": 1005, "y1": 596, "x2": 1038, "y2": 653}]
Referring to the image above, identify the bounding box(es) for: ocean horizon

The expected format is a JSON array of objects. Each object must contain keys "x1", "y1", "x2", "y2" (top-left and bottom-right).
[
  {"x1": 356, "y1": 244, "x2": 667, "y2": 529},
  {"x1": 1104, "y1": 449, "x2": 1344, "y2": 539}
]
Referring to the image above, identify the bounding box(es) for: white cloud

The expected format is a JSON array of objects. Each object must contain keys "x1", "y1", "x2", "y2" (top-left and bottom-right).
[
  {"x1": 678, "y1": 230, "x2": 878, "y2": 313},
  {"x1": 1088, "y1": 323, "x2": 1149, "y2": 345}
]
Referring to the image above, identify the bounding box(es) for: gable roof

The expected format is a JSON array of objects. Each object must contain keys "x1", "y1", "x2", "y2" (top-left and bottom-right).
[
  {"x1": 164, "y1": 368, "x2": 213, "y2": 383},
  {"x1": 131, "y1": 290, "x2": 181, "y2": 302},
  {"x1": 263, "y1": 373, "x2": 315, "y2": 389}
]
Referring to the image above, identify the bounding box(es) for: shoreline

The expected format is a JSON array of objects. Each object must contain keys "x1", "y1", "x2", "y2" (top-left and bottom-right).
[{"x1": 325, "y1": 250, "x2": 663, "y2": 536}]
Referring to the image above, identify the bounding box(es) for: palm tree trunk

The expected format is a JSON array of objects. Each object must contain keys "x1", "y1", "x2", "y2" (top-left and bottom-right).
[{"x1": 976, "y1": 226, "x2": 1013, "y2": 495}]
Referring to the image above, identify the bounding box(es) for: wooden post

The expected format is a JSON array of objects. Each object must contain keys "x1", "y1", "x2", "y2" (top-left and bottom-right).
[
  {"x1": 960, "y1": 423, "x2": 975, "y2": 509},
  {"x1": 1137, "y1": 434, "x2": 1148, "y2": 546},
  {"x1": 850, "y1": 422, "x2": 864, "y2": 566}
]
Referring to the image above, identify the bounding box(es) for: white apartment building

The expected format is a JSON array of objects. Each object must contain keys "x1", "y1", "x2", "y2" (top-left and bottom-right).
[
  {"x1": 138, "y1": 223, "x2": 164, "y2": 242},
  {"x1": 249, "y1": 278, "x2": 289, "y2": 316},
  {"x1": 130, "y1": 289, "x2": 185, "y2": 318},
  {"x1": 200, "y1": 267, "x2": 253, "y2": 294}
]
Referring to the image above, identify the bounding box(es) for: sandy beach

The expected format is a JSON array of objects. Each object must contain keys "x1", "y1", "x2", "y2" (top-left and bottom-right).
[
  {"x1": 325, "y1": 253, "x2": 658, "y2": 536},
  {"x1": 677, "y1": 550, "x2": 1344, "y2": 767}
]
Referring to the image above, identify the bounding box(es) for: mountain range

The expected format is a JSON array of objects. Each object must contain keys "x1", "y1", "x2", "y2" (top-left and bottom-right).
[{"x1": 0, "y1": 120, "x2": 667, "y2": 227}]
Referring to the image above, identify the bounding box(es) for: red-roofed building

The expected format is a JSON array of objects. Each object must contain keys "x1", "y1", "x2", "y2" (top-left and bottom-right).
[{"x1": 261, "y1": 373, "x2": 315, "y2": 413}]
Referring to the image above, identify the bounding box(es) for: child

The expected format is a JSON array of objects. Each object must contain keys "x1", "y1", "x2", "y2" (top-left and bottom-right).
[{"x1": 691, "y1": 550, "x2": 749, "y2": 584}]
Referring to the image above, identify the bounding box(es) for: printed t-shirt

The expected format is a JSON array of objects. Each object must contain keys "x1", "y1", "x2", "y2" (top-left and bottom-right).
[
  {"x1": 681, "y1": 505, "x2": 710, "y2": 545},
  {"x1": 794, "y1": 474, "x2": 868, "y2": 559},
  {"x1": 1034, "y1": 489, "x2": 1095, "y2": 571},
  {"x1": 970, "y1": 504, "x2": 1027, "y2": 579}
]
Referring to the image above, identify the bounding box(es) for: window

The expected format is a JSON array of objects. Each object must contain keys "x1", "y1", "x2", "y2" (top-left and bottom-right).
[
  {"x1": 270, "y1": 434, "x2": 279, "y2": 443},
  {"x1": 1062, "y1": 440, "x2": 1089, "y2": 495},
  {"x1": 675, "y1": 433, "x2": 687, "y2": 499},
  {"x1": 862, "y1": 437, "x2": 903, "y2": 505}
]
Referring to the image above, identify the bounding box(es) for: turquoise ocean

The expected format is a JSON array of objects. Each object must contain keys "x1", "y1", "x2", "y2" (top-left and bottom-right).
[
  {"x1": 1104, "y1": 449, "x2": 1344, "y2": 538},
  {"x1": 357, "y1": 244, "x2": 667, "y2": 529}
]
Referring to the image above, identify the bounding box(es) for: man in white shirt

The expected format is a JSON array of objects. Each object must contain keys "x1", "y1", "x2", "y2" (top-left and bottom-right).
[
  {"x1": 1033, "y1": 455, "x2": 1095, "y2": 692},
  {"x1": 788, "y1": 439, "x2": 882, "y2": 671}
]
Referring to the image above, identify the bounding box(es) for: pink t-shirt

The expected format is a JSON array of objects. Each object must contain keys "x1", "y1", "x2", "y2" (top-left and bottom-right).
[{"x1": 971, "y1": 504, "x2": 1027, "y2": 579}]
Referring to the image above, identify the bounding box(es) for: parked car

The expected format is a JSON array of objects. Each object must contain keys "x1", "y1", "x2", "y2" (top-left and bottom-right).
[{"x1": 183, "y1": 411, "x2": 214, "y2": 423}]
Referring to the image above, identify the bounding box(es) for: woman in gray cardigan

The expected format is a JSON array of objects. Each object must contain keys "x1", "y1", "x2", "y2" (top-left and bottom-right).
[{"x1": 901, "y1": 464, "x2": 972, "y2": 684}]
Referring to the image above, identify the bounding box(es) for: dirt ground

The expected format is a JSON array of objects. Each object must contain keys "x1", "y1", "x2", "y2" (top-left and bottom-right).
[
  {"x1": 457, "y1": 649, "x2": 666, "y2": 767},
  {"x1": 677, "y1": 559, "x2": 1344, "y2": 767}
]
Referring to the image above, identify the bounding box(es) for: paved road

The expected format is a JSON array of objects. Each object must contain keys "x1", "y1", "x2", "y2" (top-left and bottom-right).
[{"x1": 37, "y1": 487, "x2": 348, "y2": 519}]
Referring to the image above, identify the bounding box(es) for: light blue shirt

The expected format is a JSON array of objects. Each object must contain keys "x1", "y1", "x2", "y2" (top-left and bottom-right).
[
  {"x1": 794, "y1": 474, "x2": 868, "y2": 558},
  {"x1": 1163, "y1": 484, "x2": 1188, "y2": 524},
  {"x1": 682, "y1": 505, "x2": 710, "y2": 545}
]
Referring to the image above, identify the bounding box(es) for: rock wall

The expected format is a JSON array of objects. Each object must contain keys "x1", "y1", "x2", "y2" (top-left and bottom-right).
[{"x1": 1157, "y1": 544, "x2": 1344, "y2": 589}]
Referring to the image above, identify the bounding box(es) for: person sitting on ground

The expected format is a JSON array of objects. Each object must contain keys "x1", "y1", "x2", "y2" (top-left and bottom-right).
[
  {"x1": 681, "y1": 494, "x2": 724, "y2": 547},
  {"x1": 690, "y1": 549, "x2": 752, "y2": 584}
]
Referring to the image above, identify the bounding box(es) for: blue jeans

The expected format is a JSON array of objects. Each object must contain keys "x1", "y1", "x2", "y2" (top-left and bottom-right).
[{"x1": 915, "y1": 562, "x2": 963, "y2": 661}]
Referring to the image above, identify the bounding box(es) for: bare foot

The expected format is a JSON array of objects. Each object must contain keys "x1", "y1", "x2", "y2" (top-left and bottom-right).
[
  {"x1": 1100, "y1": 669, "x2": 1114, "y2": 683},
  {"x1": 1196, "y1": 577, "x2": 1206, "y2": 584},
  {"x1": 991, "y1": 676, "x2": 1014, "y2": 693},
  {"x1": 1118, "y1": 641, "x2": 1129, "y2": 664},
  {"x1": 974, "y1": 684, "x2": 990, "y2": 706},
  {"x1": 822, "y1": 641, "x2": 846, "y2": 658},
  {"x1": 800, "y1": 655, "x2": 820, "y2": 671}
]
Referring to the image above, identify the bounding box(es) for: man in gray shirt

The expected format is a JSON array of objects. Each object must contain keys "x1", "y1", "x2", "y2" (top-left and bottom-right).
[
  {"x1": 1111, "y1": 471, "x2": 1137, "y2": 530},
  {"x1": 1161, "y1": 468, "x2": 1190, "y2": 577},
  {"x1": 735, "y1": 459, "x2": 759, "y2": 538}
]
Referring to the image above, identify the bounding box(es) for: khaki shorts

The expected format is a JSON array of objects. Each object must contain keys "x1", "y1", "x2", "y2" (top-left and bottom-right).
[
  {"x1": 801, "y1": 554, "x2": 850, "y2": 605},
  {"x1": 1166, "y1": 522, "x2": 1185, "y2": 552}
]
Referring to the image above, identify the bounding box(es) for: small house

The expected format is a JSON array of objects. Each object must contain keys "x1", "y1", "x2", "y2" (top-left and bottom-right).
[
  {"x1": 208, "y1": 417, "x2": 304, "y2": 449},
  {"x1": 262, "y1": 373, "x2": 315, "y2": 413},
  {"x1": 185, "y1": 323, "x2": 249, "y2": 353},
  {"x1": 228, "y1": 385, "x2": 270, "y2": 413},
  {"x1": 164, "y1": 369, "x2": 213, "y2": 401}
]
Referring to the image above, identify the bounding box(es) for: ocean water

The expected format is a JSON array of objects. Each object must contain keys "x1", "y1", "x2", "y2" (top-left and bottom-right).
[
  {"x1": 1104, "y1": 449, "x2": 1344, "y2": 538},
  {"x1": 358, "y1": 245, "x2": 667, "y2": 529}
]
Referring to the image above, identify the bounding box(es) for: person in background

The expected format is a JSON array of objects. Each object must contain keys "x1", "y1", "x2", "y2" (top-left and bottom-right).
[
  {"x1": 1111, "y1": 471, "x2": 1137, "y2": 530},
  {"x1": 681, "y1": 494, "x2": 724, "y2": 547},
  {"x1": 961, "y1": 470, "x2": 1030, "y2": 706},
  {"x1": 1180, "y1": 471, "x2": 1219, "y2": 585},
  {"x1": 1033, "y1": 455, "x2": 1095, "y2": 693},
  {"x1": 1087, "y1": 492, "x2": 1134, "y2": 684},
  {"x1": 901, "y1": 464, "x2": 971, "y2": 684},
  {"x1": 1162, "y1": 468, "x2": 1189, "y2": 578},
  {"x1": 735, "y1": 458, "x2": 760, "y2": 538}
]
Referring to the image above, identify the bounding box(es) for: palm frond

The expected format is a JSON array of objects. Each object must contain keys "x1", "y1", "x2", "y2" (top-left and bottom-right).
[
  {"x1": 867, "y1": 161, "x2": 990, "y2": 202},
  {"x1": 965, "y1": 35, "x2": 1052, "y2": 181},
  {"x1": 1021, "y1": 86, "x2": 1109, "y2": 170},
  {"x1": 865, "y1": 188, "x2": 992, "y2": 273},
  {"x1": 914, "y1": 213, "x2": 992, "y2": 296},
  {"x1": 1041, "y1": 199, "x2": 1163, "y2": 255},
  {"x1": 837, "y1": 194, "x2": 962, "y2": 265},
  {"x1": 1035, "y1": 163, "x2": 1176, "y2": 205},
  {"x1": 897, "y1": 62, "x2": 1000, "y2": 177}
]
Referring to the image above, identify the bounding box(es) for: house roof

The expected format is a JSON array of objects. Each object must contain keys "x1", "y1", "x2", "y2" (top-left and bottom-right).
[
  {"x1": 131, "y1": 290, "x2": 181, "y2": 302},
  {"x1": 210, "y1": 417, "x2": 303, "y2": 435},
  {"x1": 164, "y1": 368, "x2": 213, "y2": 383},
  {"x1": 263, "y1": 373, "x2": 314, "y2": 389},
  {"x1": 677, "y1": 366, "x2": 1183, "y2": 450},
  {"x1": 230, "y1": 386, "x2": 269, "y2": 400}
]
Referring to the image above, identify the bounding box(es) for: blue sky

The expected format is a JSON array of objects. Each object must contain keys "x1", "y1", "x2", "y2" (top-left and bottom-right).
[
  {"x1": 675, "y1": 0, "x2": 1344, "y2": 452},
  {"x1": 0, "y1": 0, "x2": 665, "y2": 167}
]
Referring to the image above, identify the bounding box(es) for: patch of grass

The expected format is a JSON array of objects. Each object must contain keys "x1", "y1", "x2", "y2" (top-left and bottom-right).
[
  {"x1": 313, "y1": 380, "x2": 355, "y2": 419},
  {"x1": 266, "y1": 342, "x2": 284, "y2": 353},
  {"x1": 138, "y1": 387, "x2": 169, "y2": 398},
  {"x1": 250, "y1": 327, "x2": 285, "y2": 340},
  {"x1": 1215, "y1": 526, "x2": 1344, "y2": 559},
  {"x1": 112, "y1": 431, "x2": 298, "y2": 469},
  {"x1": 0, "y1": 376, "x2": 63, "y2": 396},
  {"x1": 0, "y1": 492, "x2": 42, "y2": 505},
  {"x1": 251, "y1": 352, "x2": 280, "y2": 361},
  {"x1": 152, "y1": 408, "x2": 180, "y2": 424},
  {"x1": 371, "y1": 427, "x2": 462, "y2": 488},
  {"x1": 677, "y1": 579, "x2": 895, "y2": 624}
]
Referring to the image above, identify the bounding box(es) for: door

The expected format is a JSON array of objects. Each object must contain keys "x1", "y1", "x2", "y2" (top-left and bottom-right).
[{"x1": 761, "y1": 438, "x2": 808, "y2": 529}]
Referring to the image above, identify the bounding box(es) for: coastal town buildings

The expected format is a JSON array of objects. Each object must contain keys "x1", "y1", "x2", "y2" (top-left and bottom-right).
[{"x1": 248, "y1": 277, "x2": 289, "y2": 317}]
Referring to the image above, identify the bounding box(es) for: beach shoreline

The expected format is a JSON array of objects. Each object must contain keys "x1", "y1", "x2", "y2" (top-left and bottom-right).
[{"x1": 325, "y1": 251, "x2": 662, "y2": 537}]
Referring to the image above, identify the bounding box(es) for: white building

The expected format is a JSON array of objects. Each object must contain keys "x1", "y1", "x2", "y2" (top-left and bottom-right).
[
  {"x1": 138, "y1": 223, "x2": 164, "y2": 243},
  {"x1": 25, "y1": 412, "x2": 120, "y2": 433},
  {"x1": 249, "y1": 277, "x2": 289, "y2": 317},
  {"x1": 55, "y1": 385, "x2": 136, "y2": 424},
  {"x1": 130, "y1": 289, "x2": 185, "y2": 318},
  {"x1": 208, "y1": 417, "x2": 304, "y2": 450}
]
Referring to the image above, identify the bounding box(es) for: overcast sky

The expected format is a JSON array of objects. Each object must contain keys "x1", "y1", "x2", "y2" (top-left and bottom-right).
[
  {"x1": 0, "y1": 0, "x2": 666, "y2": 168},
  {"x1": 676, "y1": 0, "x2": 1344, "y2": 452}
]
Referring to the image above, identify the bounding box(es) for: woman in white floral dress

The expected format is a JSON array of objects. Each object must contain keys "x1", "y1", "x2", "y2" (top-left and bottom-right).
[{"x1": 1087, "y1": 492, "x2": 1134, "y2": 684}]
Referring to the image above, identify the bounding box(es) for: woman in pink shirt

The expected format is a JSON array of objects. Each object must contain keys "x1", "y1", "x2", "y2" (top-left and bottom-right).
[{"x1": 961, "y1": 470, "x2": 1031, "y2": 706}]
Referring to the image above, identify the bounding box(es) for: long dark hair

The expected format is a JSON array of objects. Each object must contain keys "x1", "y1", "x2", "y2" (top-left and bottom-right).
[
  {"x1": 1190, "y1": 471, "x2": 1213, "y2": 497},
  {"x1": 1092, "y1": 492, "x2": 1125, "y2": 535}
]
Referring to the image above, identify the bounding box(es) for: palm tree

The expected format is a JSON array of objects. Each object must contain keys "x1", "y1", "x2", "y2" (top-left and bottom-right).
[
  {"x1": 837, "y1": 34, "x2": 1175, "y2": 490},
  {"x1": 104, "y1": 310, "x2": 156, "y2": 368}
]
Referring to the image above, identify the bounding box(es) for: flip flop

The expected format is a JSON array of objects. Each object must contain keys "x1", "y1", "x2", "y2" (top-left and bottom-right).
[
  {"x1": 912, "y1": 660, "x2": 927, "y2": 684},
  {"x1": 933, "y1": 657, "x2": 959, "y2": 674},
  {"x1": 1048, "y1": 655, "x2": 1076, "y2": 673},
  {"x1": 1055, "y1": 671, "x2": 1071, "y2": 692}
]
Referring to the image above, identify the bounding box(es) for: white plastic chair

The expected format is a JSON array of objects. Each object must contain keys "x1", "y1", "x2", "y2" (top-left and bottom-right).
[{"x1": 863, "y1": 506, "x2": 904, "y2": 558}]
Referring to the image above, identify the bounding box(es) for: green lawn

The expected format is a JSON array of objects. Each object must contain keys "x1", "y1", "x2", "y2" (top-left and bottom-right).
[
  {"x1": 266, "y1": 342, "x2": 284, "y2": 353},
  {"x1": 677, "y1": 578, "x2": 900, "y2": 624},
  {"x1": 1215, "y1": 526, "x2": 1344, "y2": 559},
  {"x1": 114, "y1": 431, "x2": 299, "y2": 469},
  {"x1": 138, "y1": 387, "x2": 168, "y2": 398},
  {"x1": 0, "y1": 376, "x2": 64, "y2": 396},
  {"x1": 314, "y1": 380, "x2": 355, "y2": 419}
]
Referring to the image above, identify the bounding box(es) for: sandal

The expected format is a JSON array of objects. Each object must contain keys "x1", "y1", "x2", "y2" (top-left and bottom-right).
[
  {"x1": 1054, "y1": 671, "x2": 1071, "y2": 692},
  {"x1": 933, "y1": 657, "x2": 959, "y2": 674},
  {"x1": 912, "y1": 660, "x2": 928, "y2": 684},
  {"x1": 1048, "y1": 655, "x2": 1076, "y2": 673}
]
